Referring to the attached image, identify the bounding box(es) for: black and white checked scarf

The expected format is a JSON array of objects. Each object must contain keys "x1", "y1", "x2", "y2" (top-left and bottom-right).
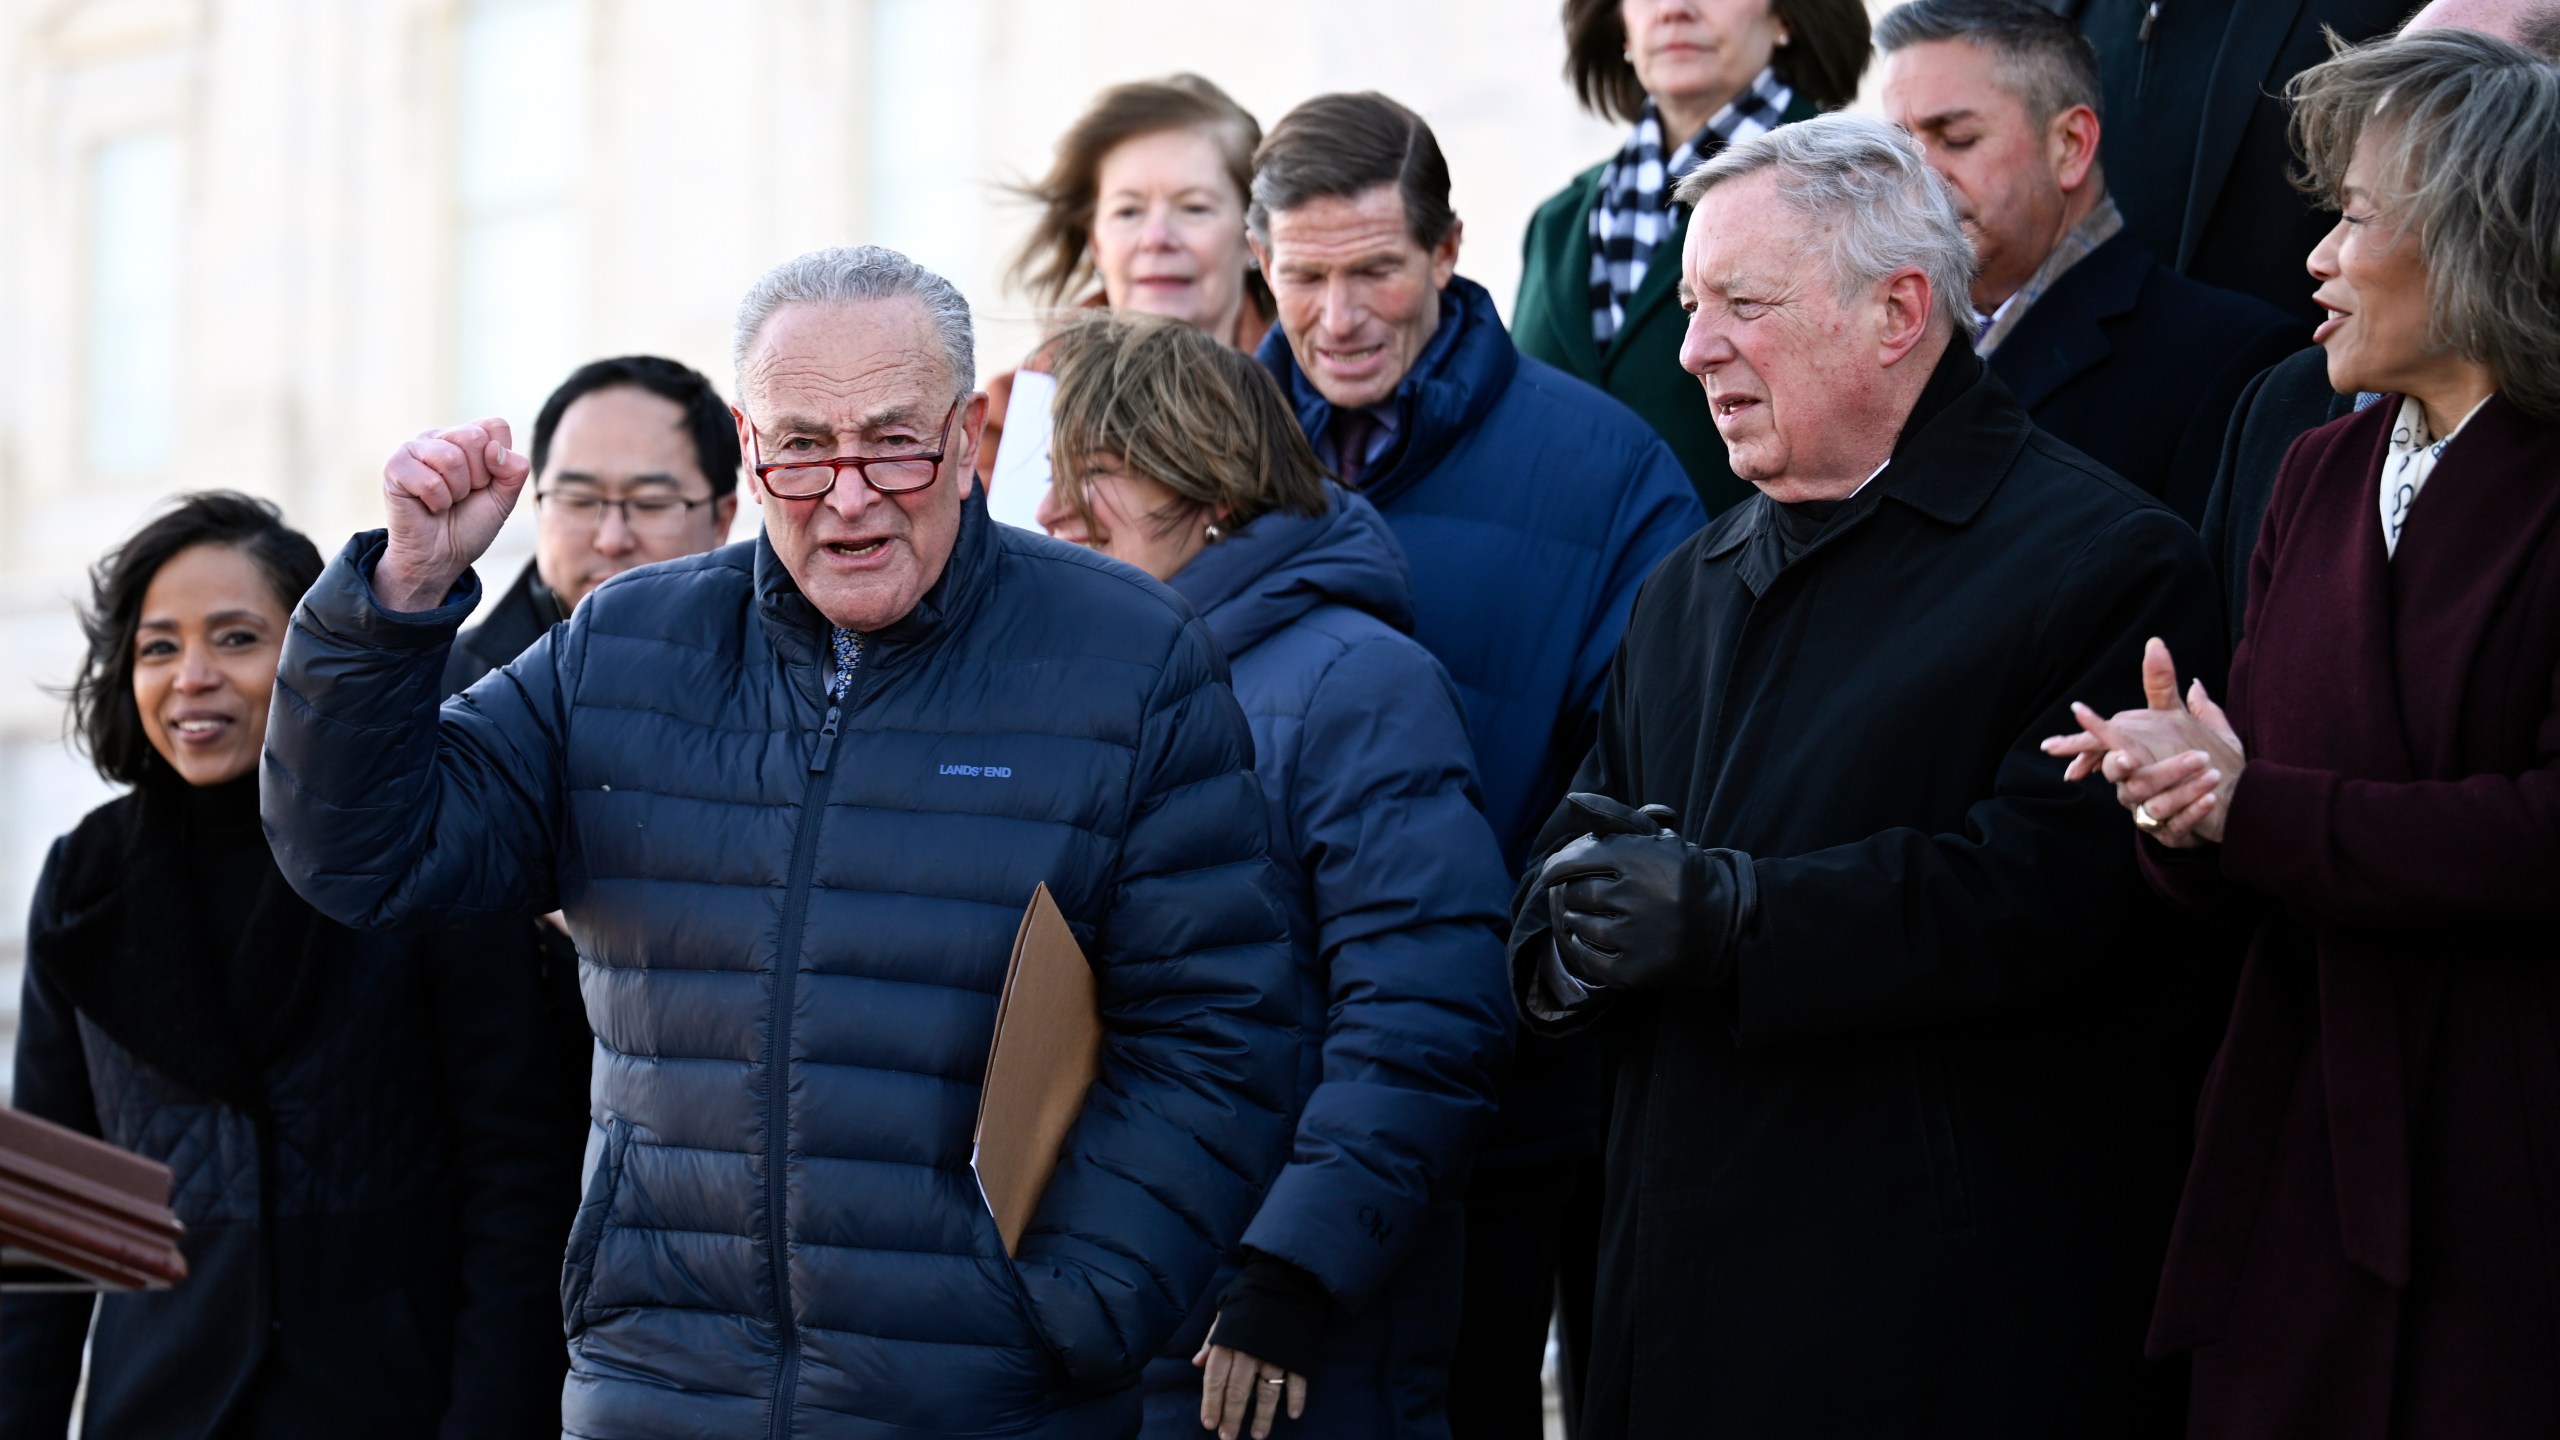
[{"x1": 1588, "y1": 67, "x2": 1794, "y2": 350}]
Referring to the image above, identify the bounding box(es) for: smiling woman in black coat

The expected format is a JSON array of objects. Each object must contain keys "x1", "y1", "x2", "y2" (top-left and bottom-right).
[{"x1": 0, "y1": 493, "x2": 580, "y2": 1440}]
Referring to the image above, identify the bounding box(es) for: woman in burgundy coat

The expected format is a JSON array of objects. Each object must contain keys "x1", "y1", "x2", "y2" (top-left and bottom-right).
[{"x1": 2047, "y1": 30, "x2": 2560, "y2": 1438}]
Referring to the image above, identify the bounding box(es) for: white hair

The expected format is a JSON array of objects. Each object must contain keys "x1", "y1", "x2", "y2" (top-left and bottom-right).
[
  {"x1": 731, "y1": 245, "x2": 976, "y2": 401},
  {"x1": 1675, "y1": 114, "x2": 1978, "y2": 339}
]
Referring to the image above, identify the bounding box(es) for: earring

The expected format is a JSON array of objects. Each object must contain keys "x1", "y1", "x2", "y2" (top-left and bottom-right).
[
  {"x1": 1776, "y1": 31, "x2": 1791, "y2": 46},
  {"x1": 1205, "y1": 522, "x2": 1226, "y2": 544}
]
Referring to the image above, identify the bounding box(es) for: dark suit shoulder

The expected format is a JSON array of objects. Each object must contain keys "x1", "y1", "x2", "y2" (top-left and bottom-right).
[
  {"x1": 443, "y1": 561, "x2": 559, "y2": 699},
  {"x1": 2130, "y1": 253, "x2": 2296, "y2": 342},
  {"x1": 2012, "y1": 231, "x2": 2289, "y2": 353},
  {"x1": 2244, "y1": 346, "x2": 2352, "y2": 432}
]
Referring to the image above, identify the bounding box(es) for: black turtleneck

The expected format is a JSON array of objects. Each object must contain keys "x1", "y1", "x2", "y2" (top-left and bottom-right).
[
  {"x1": 173, "y1": 771, "x2": 277, "y2": 1030},
  {"x1": 1760, "y1": 335, "x2": 1985, "y2": 572},
  {"x1": 531, "y1": 570, "x2": 571, "y2": 625}
]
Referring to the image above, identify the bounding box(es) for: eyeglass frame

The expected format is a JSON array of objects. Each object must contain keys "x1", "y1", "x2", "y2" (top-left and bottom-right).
[
  {"x1": 744, "y1": 397, "x2": 966, "y2": 501},
  {"x1": 534, "y1": 488, "x2": 721, "y2": 531}
]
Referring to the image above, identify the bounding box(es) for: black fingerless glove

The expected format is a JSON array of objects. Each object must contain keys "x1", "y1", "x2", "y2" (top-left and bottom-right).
[{"x1": 1208, "y1": 1252, "x2": 1333, "y2": 1379}]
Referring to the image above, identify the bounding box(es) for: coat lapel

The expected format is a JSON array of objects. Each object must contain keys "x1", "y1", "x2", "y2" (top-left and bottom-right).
[
  {"x1": 2384, "y1": 395, "x2": 2560, "y2": 774},
  {"x1": 1539, "y1": 169, "x2": 1606, "y2": 379},
  {"x1": 2238, "y1": 402, "x2": 2414, "y2": 788},
  {"x1": 1986, "y1": 233, "x2": 2148, "y2": 412},
  {"x1": 2181, "y1": 0, "x2": 2309, "y2": 269}
]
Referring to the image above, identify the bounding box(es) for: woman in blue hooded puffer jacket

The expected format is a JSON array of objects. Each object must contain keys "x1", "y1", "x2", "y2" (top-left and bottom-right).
[{"x1": 1035, "y1": 313, "x2": 1516, "y2": 1440}]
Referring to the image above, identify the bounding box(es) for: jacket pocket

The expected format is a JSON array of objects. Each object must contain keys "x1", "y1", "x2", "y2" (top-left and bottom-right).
[
  {"x1": 560, "y1": 1115, "x2": 631, "y2": 1340},
  {"x1": 962, "y1": 1175, "x2": 1068, "y2": 1381},
  {"x1": 1911, "y1": 1047, "x2": 1975, "y2": 1236}
]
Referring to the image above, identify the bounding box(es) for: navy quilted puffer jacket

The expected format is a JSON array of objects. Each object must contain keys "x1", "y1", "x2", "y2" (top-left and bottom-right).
[
  {"x1": 1140, "y1": 486, "x2": 1514, "y2": 1438},
  {"x1": 1261, "y1": 278, "x2": 1703, "y2": 1168},
  {"x1": 262, "y1": 493, "x2": 1301, "y2": 1439}
]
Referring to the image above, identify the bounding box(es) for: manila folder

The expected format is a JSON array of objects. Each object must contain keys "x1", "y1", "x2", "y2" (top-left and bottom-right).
[{"x1": 970, "y1": 883, "x2": 1102, "y2": 1257}]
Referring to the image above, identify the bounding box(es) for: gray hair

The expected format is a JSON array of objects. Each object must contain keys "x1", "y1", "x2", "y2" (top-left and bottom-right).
[
  {"x1": 1674, "y1": 113, "x2": 1977, "y2": 340},
  {"x1": 731, "y1": 245, "x2": 976, "y2": 402},
  {"x1": 2290, "y1": 29, "x2": 2560, "y2": 421},
  {"x1": 1873, "y1": 0, "x2": 2104, "y2": 124}
]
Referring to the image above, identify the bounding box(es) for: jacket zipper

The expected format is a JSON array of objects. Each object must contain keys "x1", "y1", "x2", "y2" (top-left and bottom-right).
[{"x1": 767, "y1": 633, "x2": 857, "y2": 1439}]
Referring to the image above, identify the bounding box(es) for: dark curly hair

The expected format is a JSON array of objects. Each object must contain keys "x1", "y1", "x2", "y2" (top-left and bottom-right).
[{"x1": 68, "y1": 491, "x2": 324, "y2": 785}]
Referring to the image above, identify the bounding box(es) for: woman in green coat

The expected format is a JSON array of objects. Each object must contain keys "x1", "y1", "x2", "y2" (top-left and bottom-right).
[{"x1": 1517, "y1": 0, "x2": 1868, "y2": 515}]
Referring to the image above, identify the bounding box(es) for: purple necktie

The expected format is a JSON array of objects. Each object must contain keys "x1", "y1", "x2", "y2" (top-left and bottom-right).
[{"x1": 1331, "y1": 411, "x2": 1379, "y2": 486}]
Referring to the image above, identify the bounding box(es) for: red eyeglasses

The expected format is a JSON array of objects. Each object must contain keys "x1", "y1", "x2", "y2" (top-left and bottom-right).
[{"x1": 747, "y1": 399, "x2": 962, "y2": 500}]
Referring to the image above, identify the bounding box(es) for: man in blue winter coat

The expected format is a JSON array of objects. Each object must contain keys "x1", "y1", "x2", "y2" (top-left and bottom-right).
[
  {"x1": 260, "y1": 246, "x2": 1302, "y2": 1439},
  {"x1": 1248, "y1": 92, "x2": 1706, "y2": 1437}
]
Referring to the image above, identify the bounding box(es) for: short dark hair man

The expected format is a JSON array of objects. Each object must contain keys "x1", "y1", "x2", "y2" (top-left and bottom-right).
[
  {"x1": 434, "y1": 357, "x2": 747, "y2": 1257},
  {"x1": 442, "y1": 354, "x2": 740, "y2": 695},
  {"x1": 1248, "y1": 90, "x2": 1705, "y2": 1437},
  {"x1": 1514, "y1": 115, "x2": 2222, "y2": 1435},
  {"x1": 1879, "y1": 0, "x2": 2298, "y2": 523}
]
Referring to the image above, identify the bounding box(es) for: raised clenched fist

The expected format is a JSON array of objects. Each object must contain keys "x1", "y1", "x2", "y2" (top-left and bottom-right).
[{"x1": 373, "y1": 419, "x2": 531, "y2": 613}]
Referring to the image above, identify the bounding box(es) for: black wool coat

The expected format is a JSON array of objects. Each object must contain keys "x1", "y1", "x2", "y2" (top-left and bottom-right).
[
  {"x1": 1513, "y1": 351, "x2": 2226, "y2": 1438},
  {"x1": 2196, "y1": 345, "x2": 2359, "y2": 647},
  {"x1": 0, "y1": 781, "x2": 581, "y2": 1439},
  {"x1": 1987, "y1": 230, "x2": 2297, "y2": 526}
]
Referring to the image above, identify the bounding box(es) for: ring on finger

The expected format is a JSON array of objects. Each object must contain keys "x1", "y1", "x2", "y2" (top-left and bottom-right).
[{"x1": 2134, "y1": 802, "x2": 2163, "y2": 832}]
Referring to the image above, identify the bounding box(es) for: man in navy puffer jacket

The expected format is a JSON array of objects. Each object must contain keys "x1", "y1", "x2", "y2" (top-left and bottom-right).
[{"x1": 260, "y1": 247, "x2": 1301, "y2": 1439}]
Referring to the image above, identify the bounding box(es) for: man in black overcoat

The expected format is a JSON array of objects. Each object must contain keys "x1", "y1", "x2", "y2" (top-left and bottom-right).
[{"x1": 1510, "y1": 114, "x2": 2225, "y2": 1438}]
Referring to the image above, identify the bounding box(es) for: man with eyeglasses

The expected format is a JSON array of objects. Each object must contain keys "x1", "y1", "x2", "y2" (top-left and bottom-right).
[
  {"x1": 432, "y1": 357, "x2": 744, "y2": 1370},
  {"x1": 441, "y1": 354, "x2": 740, "y2": 697},
  {"x1": 259, "y1": 246, "x2": 1298, "y2": 1439}
]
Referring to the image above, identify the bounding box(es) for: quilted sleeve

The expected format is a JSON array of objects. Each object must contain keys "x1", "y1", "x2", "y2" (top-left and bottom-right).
[
  {"x1": 1235, "y1": 635, "x2": 1514, "y2": 1312},
  {"x1": 1008, "y1": 615, "x2": 1300, "y2": 1388},
  {"x1": 263, "y1": 530, "x2": 576, "y2": 930}
]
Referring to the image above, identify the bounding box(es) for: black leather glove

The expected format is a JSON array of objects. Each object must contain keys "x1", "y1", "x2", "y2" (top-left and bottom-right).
[{"x1": 1536, "y1": 793, "x2": 1758, "y2": 992}]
